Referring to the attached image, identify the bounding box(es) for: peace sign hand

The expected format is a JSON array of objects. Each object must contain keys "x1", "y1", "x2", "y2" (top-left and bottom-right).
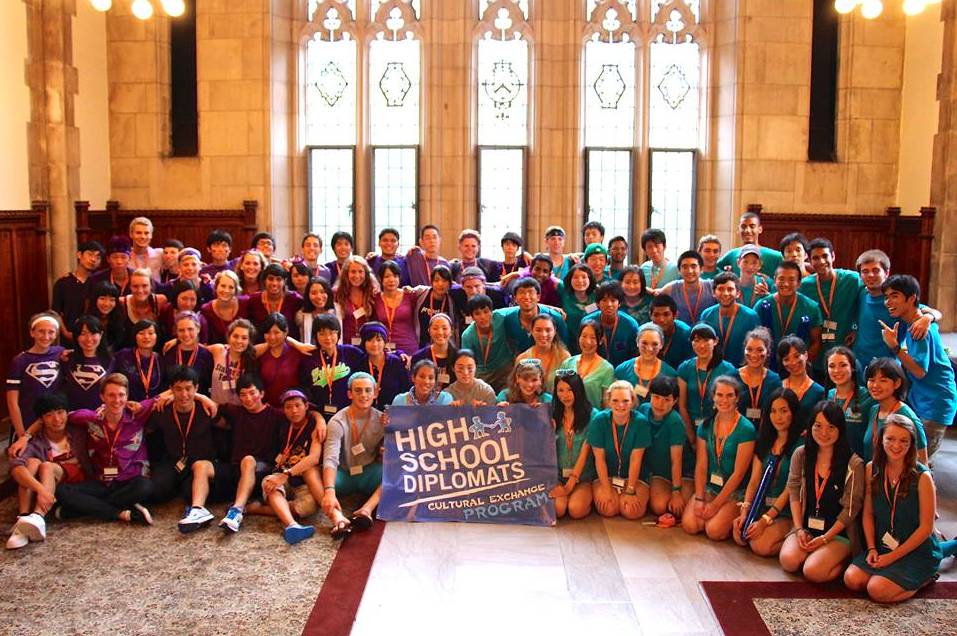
[{"x1": 878, "y1": 320, "x2": 900, "y2": 350}]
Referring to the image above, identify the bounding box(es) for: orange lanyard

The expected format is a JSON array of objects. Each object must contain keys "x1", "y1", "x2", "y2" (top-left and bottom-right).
[
  {"x1": 883, "y1": 473, "x2": 902, "y2": 535},
  {"x1": 744, "y1": 367, "x2": 765, "y2": 409},
  {"x1": 321, "y1": 348, "x2": 339, "y2": 402},
  {"x1": 430, "y1": 347, "x2": 448, "y2": 377},
  {"x1": 501, "y1": 261, "x2": 519, "y2": 277},
  {"x1": 282, "y1": 421, "x2": 310, "y2": 459},
  {"x1": 102, "y1": 419, "x2": 123, "y2": 467},
  {"x1": 348, "y1": 406, "x2": 369, "y2": 445},
  {"x1": 563, "y1": 417, "x2": 575, "y2": 452},
  {"x1": 714, "y1": 413, "x2": 740, "y2": 460},
  {"x1": 650, "y1": 263, "x2": 665, "y2": 289},
  {"x1": 477, "y1": 327, "x2": 494, "y2": 365},
  {"x1": 814, "y1": 466, "x2": 831, "y2": 517},
  {"x1": 382, "y1": 294, "x2": 399, "y2": 334},
  {"x1": 611, "y1": 416, "x2": 631, "y2": 478},
  {"x1": 681, "y1": 283, "x2": 704, "y2": 323},
  {"x1": 577, "y1": 355, "x2": 599, "y2": 379},
  {"x1": 784, "y1": 376, "x2": 812, "y2": 402},
  {"x1": 135, "y1": 352, "x2": 156, "y2": 397},
  {"x1": 177, "y1": 346, "x2": 198, "y2": 368},
  {"x1": 602, "y1": 315, "x2": 619, "y2": 354},
  {"x1": 368, "y1": 359, "x2": 385, "y2": 391},
  {"x1": 264, "y1": 294, "x2": 283, "y2": 315},
  {"x1": 718, "y1": 305, "x2": 739, "y2": 350},
  {"x1": 815, "y1": 272, "x2": 837, "y2": 319},
  {"x1": 774, "y1": 294, "x2": 798, "y2": 335},
  {"x1": 636, "y1": 358, "x2": 660, "y2": 388},
  {"x1": 696, "y1": 366, "x2": 714, "y2": 403},
  {"x1": 836, "y1": 389, "x2": 855, "y2": 413},
  {"x1": 172, "y1": 406, "x2": 196, "y2": 458},
  {"x1": 872, "y1": 401, "x2": 903, "y2": 456}
]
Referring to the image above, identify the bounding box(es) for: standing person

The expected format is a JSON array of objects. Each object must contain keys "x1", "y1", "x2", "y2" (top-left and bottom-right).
[
  {"x1": 373, "y1": 260, "x2": 419, "y2": 354},
  {"x1": 86, "y1": 281, "x2": 127, "y2": 350},
  {"x1": 697, "y1": 235, "x2": 722, "y2": 281},
  {"x1": 52, "y1": 240, "x2": 103, "y2": 344},
  {"x1": 613, "y1": 322, "x2": 678, "y2": 406},
  {"x1": 406, "y1": 224, "x2": 450, "y2": 286},
  {"x1": 780, "y1": 232, "x2": 813, "y2": 278},
  {"x1": 639, "y1": 376, "x2": 690, "y2": 517},
  {"x1": 200, "y1": 229, "x2": 234, "y2": 279},
  {"x1": 118, "y1": 269, "x2": 168, "y2": 345},
  {"x1": 446, "y1": 349, "x2": 497, "y2": 406},
  {"x1": 170, "y1": 248, "x2": 214, "y2": 304},
  {"x1": 737, "y1": 245, "x2": 775, "y2": 309},
  {"x1": 413, "y1": 265, "x2": 457, "y2": 347},
  {"x1": 159, "y1": 279, "x2": 209, "y2": 344},
  {"x1": 62, "y1": 316, "x2": 114, "y2": 411},
  {"x1": 495, "y1": 359, "x2": 553, "y2": 406},
  {"x1": 251, "y1": 231, "x2": 280, "y2": 264},
  {"x1": 298, "y1": 232, "x2": 332, "y2": 282},
  {"x1": 411, "y1": 313, "x2": 459, "y2": 392},
  {"x1": 200, "y1": 270, "x2": 249, "y2": 345},
  {"x1": 583, "y1": 281, "x2": 640, "y2": 367},
  {"x1": 496, "y1": 277, "x2": 568, "y2": 354},
  {"x1": 582, "y1": 243, "x2": 612, "y2": 285},
  {"x1": 620, "y1": 265, "x2": 653, "y2": 326},
  {"x1": 780, "y1": 401, "x2": 865, "y2": 583},
  {"x1": 358, "y1": 321, "x2": 411, "y2": 409},
  {"x1": 449, "y1": 267, "x2": 509, "y2": 329},
  {"x1": 88, "y1": 236, "x2": 134, "y2": 297},
  {"x1": 733, "y1": 388, "x2": 803, "y2": 557},
  {"x1": 366, "y1": 228, "x2": 410, "y2": 286},
  {"x1": 639, "y1": 229, "x2": 679, "y2": 292},
  {"x1": 700, "y1": 272, "x2": 761, "y2": 368},
  {"x1": 661, "y1": 251, "x2": 717, "y2": 326},
  {"x1": 450, "y1": 229, "x2": 499, "y2": 283},
  {"x1": 159, "y1": 239, "x2": 183, "y2": 284},
  {"x1": 549, "y1": 371, "x2": 596, "y2": 519},
  {"x1": 235, "y1": 249, "x2": 268, "y2": 296},
  {"x1": 754, "y1": 261, "x2": 822, "y2": 367},
  {"x1": 582, "y1": 220, "x2": 606, "y2": 252},
  {"x1": 298, "y1": 314, "x2": 364, "y2": 415},
  {"x1": 297, "y1": 277, "x2": 336, "y2": 346},
  {"x1": 731, "y1": 327, "x2": 783, "y2": 421},
  {"x1": 393, "y1": 359, "x2": 454, "y2": 406},
  {"x1": 460, "y1": 294, "x2": 513, "y2": 392},
  {"x1": 650, "y1": 295, "x2": 694, "y2": 371},
  {"x1": 682, "y1": 376, "x2": 756, "y2": 541},
  {"x1": 799, "y1": 238, "x2": 863, "y2": 376},
  {"x1": 206, "y1": 319, "x2": 259, "y2": 407},
  {"x1": 844, "y1": 415, "x2": 951, "y2": 603},
  {"x1": 160, "y1": 311, "x2": 213, "y2": 394},
  {"x1": 777, "y1": 336, "x2": 826, "y2": 432},
  {"x1": 588, "y1": 380, "x2": 651, "y2": 520},
  {"x1": 716, "y1": 211, "x2": 784, "y2": 278},
  {"x1": 322, "y1": 373, "x2": 385, "y2": 538},
  {"x1": 880, "y1": 274, "x2": 957, "y2": 461},
  {"x1": 516, "y1": 314, "x2": 570, "y2": 393},
  {"x1": 607, "y1": 236, "x2": 629, "y2": 280},
  {"x1": 677, "y1": 324, "x2": 736, "y2": 433},
  {"x1": 332, "y1": 256, "x2": 379, "y2": 347},
  {"x1": 256, "y1": 313, "x2": 307, "y2": 408},
  {"x1": 558, "y1": 320, "x2": 614, "y2": 409},
  {"x1": 325, "y1": 231, "x2": 355, "y2": 286},
  {"x1": 498, "y1": 232, "x2": 531, "y2": 279},
  {"x1": 557, "y1": 264, "x2": 597, "y2": 353},
  {"x1": 128, "y1": 216, "x2": 163, "y2": 279},
  {"x1": 6, "y1": 314, "x2": 65, "y2": 439},
  {"x1": 113, "y1": 320, "x2": 164, "y2": 402},
  {"x1": 826, "y1": 347, "x2": 874, "y2": 459},
  {"x1": 544, "y1": 226, "x2": 575, "y2": 280},
  {"x1": 861, "y1": 358, "x2": 928, "y2": 465},
  {"x1": 247, "y1": 264, "x2": 302, "y2": 340}
]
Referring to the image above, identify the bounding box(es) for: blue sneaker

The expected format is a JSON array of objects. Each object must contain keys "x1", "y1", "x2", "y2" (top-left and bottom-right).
[
  {"x1": 283, "y1": 523, "x2": 315, "y2": 545},
  {"x1": 219, "y1": 506, "x2": 244, "y2": 533}
]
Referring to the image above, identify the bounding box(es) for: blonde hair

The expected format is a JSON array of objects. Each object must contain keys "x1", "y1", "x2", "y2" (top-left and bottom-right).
[{"x1": 215, "y1": 269, "x2": 242, "y2": 294}]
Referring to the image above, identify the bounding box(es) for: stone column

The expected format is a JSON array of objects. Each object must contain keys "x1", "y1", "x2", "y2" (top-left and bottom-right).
[
  {"x1": 25, "y1": 0, "x2": 81, "y2": 279},
  {"x1": 930, "y1": 0, "x2": 957, "y2": 328}
]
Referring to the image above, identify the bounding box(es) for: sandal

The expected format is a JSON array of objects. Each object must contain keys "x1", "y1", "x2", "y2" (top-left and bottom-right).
[
  {"x1": 350, "y1": 511, "x2": 374, "y2": 532},
  {"x1": 330, "y1": 519, "x2": 352, "y2": 540}
]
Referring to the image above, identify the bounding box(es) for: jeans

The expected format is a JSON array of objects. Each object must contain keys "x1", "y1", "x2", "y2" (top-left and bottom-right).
[{"x1": 56, "y1": 477, "x2": 154, "y2": 521}]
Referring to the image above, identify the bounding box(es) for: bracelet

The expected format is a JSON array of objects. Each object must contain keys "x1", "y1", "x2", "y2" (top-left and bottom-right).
[
  {"x1": 694, "y1": 495, "x2": 705, "y2": 502},
  {"x1": 770, "y1": 504, "x2": 780, "y2": 514},
  {"x1": 570, "y1": 473, "x2": 580, "y2": 481},
  {"x1": 867, "y1": 547, "x2": 877, "y2": 553},
  {"x1": 672, "y1": 485, "x2": 682, "y2": 493},
  {"x1": 624, "y1": 487, "x2": 637, "y2": 496},
  {"x1": 741, "y1": 501, "x2": 752, "y2": 508},
  {"x1": 761, "y1": 514, "x2": 773, "y2": 525},
  {"x1": 323, "y1": 486, "x2": 335, "y2": 491}
]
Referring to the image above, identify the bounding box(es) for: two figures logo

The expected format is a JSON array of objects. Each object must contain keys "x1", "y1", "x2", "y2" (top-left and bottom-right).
[{"x1": 468, "y1": 411, "x2": 512, "y2": 439}]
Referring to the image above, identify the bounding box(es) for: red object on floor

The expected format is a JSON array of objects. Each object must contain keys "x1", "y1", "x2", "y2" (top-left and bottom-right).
[
  {"x1": 701, "y1": 580, "x2": 957, "y2": 635},
  {"x1": 302, "y1": 520, "x2": 386, "y2": 636}
]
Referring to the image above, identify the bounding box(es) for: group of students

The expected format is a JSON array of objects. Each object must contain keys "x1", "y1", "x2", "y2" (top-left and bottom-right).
[{"x1": 6, "y1": 213, "x2": 957, "y2": 603}]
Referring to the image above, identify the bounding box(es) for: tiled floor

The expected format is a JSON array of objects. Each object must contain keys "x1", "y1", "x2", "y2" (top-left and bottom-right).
[{"x1": 353, "y1": 432, "x2": 957, "y2": 636}]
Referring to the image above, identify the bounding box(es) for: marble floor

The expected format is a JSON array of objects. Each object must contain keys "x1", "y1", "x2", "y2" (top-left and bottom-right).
[{"x1": 352, "y1": 432, "x2": 957, "y2": 636}]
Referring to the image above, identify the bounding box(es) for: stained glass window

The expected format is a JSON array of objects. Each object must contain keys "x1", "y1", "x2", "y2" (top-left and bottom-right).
[
  {"x1": 369, "y1": 12, "x2": 421, "y2": 145},
  {"x1": 372, "y1": 147, "x2": 418, "y2": 252},
  {"x1": 309, "y1": 147, "x2": 356, "y2": 240},
  {"x1": 649, "y1": 149, "x2": 695, "y2": 263},
  {"x1": 648, "y1": 24, "x2": 700, "y2": 148},
  {"x1": 477, "y1": 35, "x2": 529, "y2": 146},
  {"x1": 584, "y1": 38, "x2": 635, "y2": 148},
  {"x1": 304, "y1": 11, "x2": 357, "y2": 146},
  {"x1": 478, "y1": 148, "x2": 525, "y2": 262}
]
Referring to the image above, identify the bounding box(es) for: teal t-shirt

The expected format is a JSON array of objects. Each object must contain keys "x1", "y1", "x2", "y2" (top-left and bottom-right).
[
  {"x1": 559, "y1": 355, "x2": 615, "y2": 410},
  {"x1": 677, "y1": 359, "x2": 737, "y2": 421},
  {"x1": 662, "y1": 319, "x2": 694, "y2": 371},
  {"x1": 697, "y1": 415, "x2": 757, "y2": 495},
  {"x1": 783, "y1": 379, "x2": 826, "y2": 431},
  {"x1": 586, "y1": 409, "x2": 652, "y2": 479},
  {"x1": 556, "y1": 281, "x2": 596, "y2": 355},
  {"x1": 827, "y1": 386, "x2": 875, "y2": 459},
  {"x1": 622, "y1": 295, "x2": 652, "y2": 326},
  {"x1": 638, "y1": 402, "x2": 686, "y2": 482},
  {"x1": 613, "y1": 357, "x2": 678, "y2": 405},
  {"x1": 700, "y1": 303, "x2": 761, "y2": 367},
  {"x1": 754, "y1": 292, "x2": 822, "y2": 351},
  {"x1": 640, "y1": 260, "x2": 680, "y2": 290},
  {"x1": 739, "y1": 273, "x2": 776, "y2": 309},
  {"x1": 800, "y1": 269, "x2": 862, "y2": 372},
  {"x1": 555, "y1": 408, "x2": 598, "y2": 482},
  {"x1": 717, "y1": 246, "x2": 783, "y2": 278},
  {"x1": 903, "y1": 323, "x2": 957, "y2": 426},
  {"x1": 495, "y1": 305, "x2": 569, "y2": 353},
  {"x1": 460, "y1": 312, "x2": 512, "y2": 375},
  {"x1": 731, "y1": 367, "x2": 783, "y2": 419},
  {"x1": 861, "y1": 402, "x2": 927, "y2": 463},
  {"x1": 582, "y1": 310, "x2": 640, "y2": 367}
]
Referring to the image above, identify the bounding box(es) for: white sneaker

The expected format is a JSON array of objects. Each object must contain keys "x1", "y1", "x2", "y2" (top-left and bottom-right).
[
  {"x1": 219, "y1": 506, "x2": 244, "y2": 533},
  {"x1": 6, "y1": 529, "x2": 28, "y2": 550},
  {"x1": 178, "y1": 506, "x2": 214, "y2": 533},
  {"x1": 17, "y1": 513, "x2": 46, "y2": 542}
]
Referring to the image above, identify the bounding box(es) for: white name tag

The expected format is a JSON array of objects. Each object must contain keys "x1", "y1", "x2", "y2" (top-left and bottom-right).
[
  {"x1": 103, "y1": 466, "x2": 119, "y2": 478},
  {"x1": 221, "y1": 380, "x2": 235, "y2": 391},
  {"x1": 634, "y1": 385, "x2": 649, "y2": 399},
  {"x1": 351, "y1": 337, "x2": 361, "y2": 346},
  {"x1": 353, "y1": 308, "x2": 366, "y2": 319},
  {"x1": 562, "y1": 468, "x2": 573, "y2": 478},
  {"x1": 746, "y1": 408, "x2": 762, "y2": 420},
  {"x1": 175, "y1": 457, "x2": 187, "y2": 473},
  {"x1": 611, "y1": 476, "x2": 626, "y2": 490},
  {"x1": 351, "y1": 443, "x2": 366, "y2": 456},
  {"x1": 823, "y1": 320, "x2": 838, "y2": 331},
  {"x1": 808, "y1": 516, "x2": 826, "y2": 531},
  {"x1": 882, "y1": 531, "x2": 899, "y2": 550},
  {"x1": 822, "y1": 333, "x2": 836, "y2": 342},
  {"x1": 695, "y1": 418, "x2": 704, "y2": 427},
  {"x1": 584, "y1": 303, "x2": 598, "y2": 314},
  {"x1": 349, "y1": 464, "x2": 364, "y2": 476},
  {"x1": 323, "y1": 404, "x2": 338, "y2": 415},
  {"x1": 709, "y1": 473, "x2": 724, "y2": 487},
  {"x1": 438, "y1": 373, "x2": 451, "y2": 385}
]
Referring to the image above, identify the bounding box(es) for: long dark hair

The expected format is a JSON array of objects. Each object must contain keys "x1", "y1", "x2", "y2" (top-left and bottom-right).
[
  {"x1": 691, "y1": 324, "x2": 725, "y2": 370},
  {"x1": 865, "y1": 357, "x2": 908, "y2": 402},
  {"x1": 551, "y1": 371, "x2": 593, "y2": 434},
  {"x1": 871, "y1": 413, "x2": 920, "y2": 499},
  {"x1": 803, "y1": 400, "x2": 853, "y2": 500},
  {"x1": 755, "y1": 387, "x2": 802, "y2": 458},
  {"x1": 69, "y1": 315, "x2": 112, "y2": 366},
  {"x1": 824, "y1": 346, "x2": 861, "y2": 396}
]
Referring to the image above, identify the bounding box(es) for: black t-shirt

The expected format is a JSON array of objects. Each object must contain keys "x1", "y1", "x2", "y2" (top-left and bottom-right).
[
  {"x1": 148, "y1": 404, "x2": 217, "y2": 463},
  {"x1": 221, "y1": 403, "x2": 281, "y2": 464},
  {"x1": 275, "y1": 416, "x2": 317, "y2": 471},
  {"x1": 52, "y1": 273, "x2": 89, "y2": 341},
  {"x1": 805, "y1": 467, "x2": 845, "y2": 535}
]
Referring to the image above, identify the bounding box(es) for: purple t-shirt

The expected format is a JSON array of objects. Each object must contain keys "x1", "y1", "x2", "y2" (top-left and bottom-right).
[
  {"x1": 6, "y1": 347, "x2": 65, "y2": 424},
  {"x1": 221, "y1": 403, "x2": 281, "y2": 464},
  {"x1": 367, "y1": 255, "x2": 410, "y2": 286},
  {"x1": 374, "y1": 292, "x2": 419, "y2": 355},
  {"x1": 63, "y1": 354, "x2": 113, "y2": 411},
  {"x1": 246, "y1": 291, "x2": 302, "y2": 340},
  {"x1": 68, "y1": 400, "x2": 155, "y2": 483},
  {"x1": 259, "y1": 344, "x2": 307, "y2": 407}
]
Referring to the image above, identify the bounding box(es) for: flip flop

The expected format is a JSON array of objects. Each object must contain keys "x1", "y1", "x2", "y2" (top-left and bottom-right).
[
  {"x1": 350, "y1": 511, "x2": 374, "y2": 532},
  {"x1": 330, "y1": 519, "x2": 352, "y2": 540}
]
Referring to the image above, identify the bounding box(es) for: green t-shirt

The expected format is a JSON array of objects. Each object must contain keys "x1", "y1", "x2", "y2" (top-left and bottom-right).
[
  {"x1": 637, "y1": 402, "x2": 686, "y2": 482},
  {"x1": 555, "y1": 408, "x2": 598, "y2": 482},
  {"x1": 677, "y1": 359, "x2": 737, "y2": 421},
  {"x1": 697, "y1": 415, "x2": 757, "y2": 495},
  {"x1": 799, "y1": 269, "x2": 863, "y2": 371},
  {"x1": 586, "y1": 409, "x2": 652, "y2": 479},
  {"x1": 717, "y1": 246, "x2": 783, "y2": 278},
  {"x1": 460, "y1": 312, "x2": 512, "y2": 374},
  {"x1": 559, "y1": 355, "x2": 615, "y2": 410}
]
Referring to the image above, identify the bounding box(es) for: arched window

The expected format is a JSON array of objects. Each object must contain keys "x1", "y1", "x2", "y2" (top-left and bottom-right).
[
  {"x1": 369, "y1": 0, "x2": 423, "y2": 251},
  {"x1": 304, "y1": 1, "x2": 360, "y2": 242},
  {"x1": 475, "y1": 0, "x2": 532, "y2": 261}
]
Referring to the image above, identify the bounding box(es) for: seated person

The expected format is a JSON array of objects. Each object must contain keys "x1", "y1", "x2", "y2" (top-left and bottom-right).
[
  {"x1": 7, "y1": 393, "x2": 86, "y2": 549},
  {"x1": 446, "y1": 349, "x2": 497, "y2": 406},
  {"x1": 322, "y1": 373, "x2": 385, "y2": 539},
  {"x1": 393, "y1": 359, "x2": 454, "y2": 406},
  {"x1": 460, "y1": 294, "x2": 513, "y2": 392}
]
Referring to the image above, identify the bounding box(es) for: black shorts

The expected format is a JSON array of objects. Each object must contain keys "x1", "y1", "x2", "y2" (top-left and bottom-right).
[{"x1": 216, "y1": 461, "x2": 272, "y2": 500}]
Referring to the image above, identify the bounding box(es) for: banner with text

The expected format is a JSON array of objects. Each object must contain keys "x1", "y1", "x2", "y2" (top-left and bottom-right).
[{"x1": 378, "y1": 404, "x2": 557, "y2": 526}]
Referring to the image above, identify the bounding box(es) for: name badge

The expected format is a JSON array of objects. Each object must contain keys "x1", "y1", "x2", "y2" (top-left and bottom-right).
[
  {"x1": 103, "y1": 466, "x2": 119, "y2": 478},
  {"x1": 822, "y1": 332, "x2": 836, "y2": 342},
  {"x1": 634, "y1": 385, "x2": 649, "y2": 399},
  {"x1": 438, "y1": 373, "x2": 451, "y2": 385},
  {"x1": 324, "y1": 404, "x2": 338, "y2": 415},
  {"x1": 709, "y1": 473, "x2": 724, "y2": 487},
  {"x1": 746, "y1": 408, "x2": 762, "y2": 420},
  {"x1": 847, "y1": 410, "x2": 861, "y2": 421},
  {"x1": 562, "y1": 468, "x2": 573, "y2": 478},
  {"x1": 175, "y1": 457, "x2": 187, "y2": 473},
  {"x1": 611, "y1": 476, "x2": 626, "y2": 491},
  {"x1": 695, "y1": 418, "x2": 704, "y2": 427},
  {"x1": 465, "y1": 316, "x2": 474, "y2": 325},
  {"x1": 584, "y1": 303, "x2": 598, "y2": 314},
  {"x1": 349, "y1": 464, "x2": 364, "y2": 476},
  {"x1": 808, "y1": 516, "x2": 826, "y2": 531},
  {"x1": 823, "y1": 320, "x2": 838, "y2": 331},
  {"x1": 351, "y1": 443, "x2": 366, "y2": 456},
  {"x1": 221, "y1": 380, "x2": 235, "y2": 391},
  {"x1": 882, "y1": 531, "x2": 899, "y2": 550},
  {"x1": 351, "y1": 337, "x2": 361, "y2": 346},
  {"x1": 353, "y1": 308, "x2": 366, "y2": 319}
]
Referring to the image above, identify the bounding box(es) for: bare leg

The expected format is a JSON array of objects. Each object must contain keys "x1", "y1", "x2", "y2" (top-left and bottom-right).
[
  {"x1": 232, "y1": 456, "x2": 257, "y2": 509},
  {"x1": 567, "y1": 482, "x2": 594, "y2": 519},
  {"x1": 35, "y1": 462, "x2": 64, "y2": 516},
  {"x1": 843, "y1": 564, "x2": 871, "y2": 592},
  {"x1": 748, "y1": 518, "x2": 792, "y2": 557},
  {"x1": 704, "y1": 501, "x2": 740, "y2": 541},
  {"x1": 803, "y1": 541, "x2": 851, "y2": 583},
  {"x1": 190, "y1": 460, "x2": 214, "y2": 507},
  {"x1": 649, "y1": 479, "x2": 672, "y2": 516},
  {"x1": 778, "y1": 532, "x2": 807, "y2": 573},
  {"x1": 866, "y1": 575, "x2": 917, "y2": 604}
]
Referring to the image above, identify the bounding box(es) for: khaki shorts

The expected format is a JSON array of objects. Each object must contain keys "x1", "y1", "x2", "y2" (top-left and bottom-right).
[{"x1": 277, "y1": 482, "x2": 318, "y2": 518}]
